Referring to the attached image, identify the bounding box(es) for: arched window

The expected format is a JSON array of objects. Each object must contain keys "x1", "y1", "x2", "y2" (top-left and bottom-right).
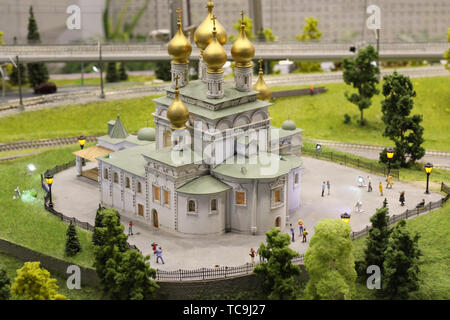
[
  {"x1": 137, "y1": 182, "x2": 142, "y2": 193},
  {"x1": 113, "y1": 172, "x2": 119, "y2": 183},
  {"x1": 210, "y1": 198, "x2": 217, "y2": 212},
  {"x1": 125, "y1": 177, "x2": 130, "y2": 188},
  {"x1": 103, "y1": 168, "x2": 108, "y2": 179},
  {"x1": 188, "y1": 200, "x2": 196, "y2": 213}
]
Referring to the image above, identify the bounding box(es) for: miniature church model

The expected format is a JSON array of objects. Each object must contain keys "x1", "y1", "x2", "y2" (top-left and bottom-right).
[{"x1": 92, "y1": 2, "x2": 303, "y2": 235}]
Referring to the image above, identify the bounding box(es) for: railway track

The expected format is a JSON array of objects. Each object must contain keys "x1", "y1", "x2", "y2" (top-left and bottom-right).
[{"x1": 0, "y1": 136, "x2": 98, "y2": 153}]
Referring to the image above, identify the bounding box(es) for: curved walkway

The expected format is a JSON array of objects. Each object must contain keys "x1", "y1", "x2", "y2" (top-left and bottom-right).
[{"x1": 51, "y1": 157, "x2": 442, "y2": 271}]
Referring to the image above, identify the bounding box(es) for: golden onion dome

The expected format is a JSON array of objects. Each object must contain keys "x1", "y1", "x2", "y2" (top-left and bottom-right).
[
  {"x1": 167, "y1": 76, "x2": 189, "y2": 130},
  {"x1": 168, "y1": 8, "x2": 192, "y2": 64},
  {"x1": 253, "y1": 58, "x2": 271, "y2": 101},
  {"x1": 203, "y1": 15, "x2": 227, "y2": 74},
  {"x1": 194, "y1": 0, "x2": 226, "y2": 53},
  {"x1": 231, "y1": 10, "x2": 255, "y2": 68}
]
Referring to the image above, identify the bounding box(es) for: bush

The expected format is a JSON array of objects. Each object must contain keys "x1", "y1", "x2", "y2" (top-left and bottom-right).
[
  {"x1": 155, "y1": 61, "x2": 171, "y2": 81},
  {"x1": 0, "y1": 267, "x2": 11, "y2": 300},
  {"x1": 33, "y1": 82, "x2": 57, "y2": 94},
  {"x1": 343, "y1": 114, "x2": 351, "y2": 124}
]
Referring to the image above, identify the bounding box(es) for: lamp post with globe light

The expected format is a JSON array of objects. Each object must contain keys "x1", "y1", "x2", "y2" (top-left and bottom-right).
[
  {"x1": 77, "y1": 136, "x2": 86, "y2": 166},
  {"x1": 45, "y1": 173, "x2": 54, "y2": 208},
  {"x1": 424, "y1": 163, "x2": 433, "y2": 194},
  {"x1": 386, "y1": 147, "x2": 394, "y2": 176}
]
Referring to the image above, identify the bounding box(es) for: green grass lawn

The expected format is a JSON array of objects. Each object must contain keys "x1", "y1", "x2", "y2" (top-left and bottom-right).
[
  {"x1": 269, "y1": 75, "x2": 450, "y2": 151},
  {"x1": 1, "y1": 75, "x2": 449, "y2": 151},
  {"x1": 0, "y1": 144, "x2": 96, "y2": 268},
  {"x1": 0, "y1": 252, "x2": 103, "y2": 300},
  {"x1": 352, "y1": 201, "x2": 450, "y2": 300},
  {"x1": 302, "y1": 142, "x2": 450, "y2": 187}
]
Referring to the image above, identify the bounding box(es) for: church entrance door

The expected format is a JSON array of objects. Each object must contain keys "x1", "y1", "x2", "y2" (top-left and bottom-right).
[
  {"x1": 152, "y1": 209, "x2": 159, "y2": 228},
  {"x1": 275, "y1": 216, "x2": 281, "y2": 228}
]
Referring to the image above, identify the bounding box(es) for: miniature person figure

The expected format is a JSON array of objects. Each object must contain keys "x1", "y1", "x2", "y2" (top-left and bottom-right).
[
  {"x1": 290, "y1": 224, "x2": 295, "y2": 242},
  {"x1": 13, "y1": 186, "x2": 21, "y2": 200},
  {"x1": 386, "y1": 175, "x2": 394, "y2": 189},
  {"x1": 302, "y1": 228, "x2": 308, "y2": 243},
  {"x1": 156, "y1": 247, "x2": 165, "y2": 264},
  {"x1": 399, "y1": 191, "x2": 405, "y2": 206},
  {"x1": 379, "y1": 182, "x2": 383, "y2": 196},
  {"x1": 249, "y1": 248, "x2": 256, "y2": 264},
  {"x1": 298, "y1": 219, "x2": 304, "y2": 236},
  {"x1": 327, "y1": 180, "x2": 331, "y2": 195},
  {"x1": 367, "y1": 176, "x2": 372, "y2": 192},
  {"x1": 416, "y1": 199, "x2": 425, "y2": 208},
  {"x1": 355, "y1": 201, "x2": 363, "y2": 213},
  {"x1": 257, "y1": 248, "x2": 264, "y2": 262},
  {"x1": 322, "y1": 181, "x2": 326, "y2": 197},
  {"x1": 128, "y1": 221, "x2": 134, "y2": 236},
  {"x1": 151, "y1": 242, "x2": 158, "y2": 255}
]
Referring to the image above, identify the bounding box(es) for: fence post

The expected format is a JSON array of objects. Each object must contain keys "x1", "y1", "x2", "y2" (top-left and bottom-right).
[
  {"x1": 179, "y1": 269, "x2": 182, "y2": 281},
  {"x1": 202, "y1": 268, "x2": 205, "y2": 280},
  {"x1": 225, "y1": 266, "x2": 228, "y2": 278}
]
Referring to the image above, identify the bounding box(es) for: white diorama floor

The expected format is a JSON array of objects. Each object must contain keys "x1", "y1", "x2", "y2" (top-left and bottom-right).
[{"x1": 51, "y1": 157, "x2": 442, "y2": 270}]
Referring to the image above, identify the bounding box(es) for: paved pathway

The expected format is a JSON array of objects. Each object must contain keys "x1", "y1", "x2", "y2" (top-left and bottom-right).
[{"x1": 52, "y1": 157, "x2": 442, "y2": 271}]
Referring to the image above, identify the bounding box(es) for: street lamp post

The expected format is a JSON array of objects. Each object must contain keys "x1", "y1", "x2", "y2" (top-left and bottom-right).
[
  {"x1": 386, "y1": 147, "x2": 394, "y2": 176},
  {"x1": 340, "y1": 212, "x2": 351, "y2": 224},
  {"x1": 424, "y1": 163, "x2": 433, "y2": 194},
  {"x1": 98, "y1": 42, "x2": 105, "y2": 99},
  {"x1": 16, "y1": 56, "x2": 24, "y2": 111},
  {"x1": 77, "y1": 136, "x2": 86, "y2": 166},
  {"x1": 45, "y1": 173, "x2": 54, "y2": 209}
]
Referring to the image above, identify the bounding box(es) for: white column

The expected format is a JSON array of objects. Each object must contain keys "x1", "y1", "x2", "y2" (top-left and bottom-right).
[
  {"x1": 75, "y1": 156, "x2": 82, "y2": 176},
  {"x1": 234, "y1": 66, "x2": 253, "y2": 92},
  {"x1": 199, "y1": 58, "x2": 207, "y2": 83},
  {"x1": 251, "y1": 179, "x2": 258, "y2": 235},
  {"x1": 171, "y1": 63, "x2": 189, "y2": 88},
  {"x1": 205, "y1": 72, "x2": 224, "y2": 99}
]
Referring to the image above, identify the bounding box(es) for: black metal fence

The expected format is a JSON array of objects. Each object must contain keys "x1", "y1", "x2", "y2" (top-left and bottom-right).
[
  {"x1": 302, "y1": 148, "x2": 400, "y2": 180},
  {"x1": 154, "y1": 254, "x2": 304, "y2": 281},
  {"x1": 42, "y1": 160, "x2": 140, "y2": 252},
  {"x1": 350, "y1": 182, "x2": 450, "y2": 240}
]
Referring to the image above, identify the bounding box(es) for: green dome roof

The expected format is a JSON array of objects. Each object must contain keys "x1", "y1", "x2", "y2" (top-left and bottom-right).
[
  {"x1": 282, "y1": 120, "x2": 297, "y2": 131},
  {"x1": 137, "y1": 127, "x2": 155, "y2": 141}
]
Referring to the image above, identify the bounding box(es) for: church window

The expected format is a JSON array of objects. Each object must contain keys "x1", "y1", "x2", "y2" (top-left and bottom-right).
[
  {"x1": 294, "y1": 173, "x2": 299, "y2": 185},
  {"x1": 153, "y1": 185, "x2": 160, "y2": 202},
  {"x1": 103, "y1": 168, "x2": 108, "y2": 180},
  {"x1": 125, "y1": 177, "x2": 130, "y2": 188},
  {"x1": 137, "y1": 182, "x2": 142, "y2": 193},
  {"x1": 113, "y1": 172, "x2": 119, "y2": 183},
  {"x1": 210, "y1": 198, "x2": 217, "y2": 213},
  {"x1": 138, "y1": 204, "x2": 144, "y2": 217},
  {"x1": 235, "y1": 191, "x2": 246, "y2": 205},
  {"x1": 164, "y1": 189, "x2": 170, "y2": 206},
  {"x1": 272, "y1": 186, "x2": 284, "y2": 208},
  {"x1": 188, "y1": 200, "x2": 196, "y2": 213}
]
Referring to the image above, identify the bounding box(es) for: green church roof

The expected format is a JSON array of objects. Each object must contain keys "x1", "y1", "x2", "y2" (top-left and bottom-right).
[
  {"x1": 177, "y1": 175, "x2": 231, "y2": 195},
  {"x1": 212, "y1": 153, "x2": 302, "y2": 180},
  {"x1": 109, "y1": 115, "x2": 128, "y2": 139}
]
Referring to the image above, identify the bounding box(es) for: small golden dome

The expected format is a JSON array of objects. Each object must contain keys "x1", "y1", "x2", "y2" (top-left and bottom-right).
[
  {"x1": 203, "y1": 15, "x2": 227, "y2": 74},
  {"x1": 168, "y1": 8, "x2": 192, "y2": 64},
  {"x1": 253, "y1": 58, "x2": 271, "y2": 101},
  {"x1": 194, "y1": 0, "x2": 226, "y2": 53},
  {"x1": 231, "y1": 10, "x2": 255, "y2": 68},
  {"x1": 167, "y1": 76, "x2": 189, "y2": 130}
]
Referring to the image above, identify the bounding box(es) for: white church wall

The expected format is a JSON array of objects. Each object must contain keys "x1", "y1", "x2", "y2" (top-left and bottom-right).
[
  {"x1": 147, "y1": 171, "x2": 176, "y2": 230},
  {"x1": 288, "y1": 167, "x2": 301, "y2": 213},
  {"x1": 177, "y1": 193, "x2": 226, "y2": 235}
]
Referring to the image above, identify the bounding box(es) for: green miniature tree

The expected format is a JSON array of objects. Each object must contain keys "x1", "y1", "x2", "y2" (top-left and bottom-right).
[
  {"x1": 229, "y1": 16, "x2": 254, "y2": 43},
  {"x1": 295, "y1": 17, "x2": 322, "y2": 73},
  {"x1": 106, "y1": 62, "x2": 119, "y2": 83},
  {"x1": 304, "y1": 219, "x2": 356, "y2": 300},
  {"x1": 253, "y1": 228, "x2": 301, "y2": 300},
  {"x1": 379, "y1": 72, "x2": 425, "y2": 167},
  {"x1": 26, "y1": 6, "x2": 49, "y2": 88},
  {"x1": 93, "y1": 209, "x2": 129, "y2": 295},
  {"x1": 155, "y1": 61, "x2": 171, "y2": 81},
  {"x1": 118, "y1": 62, "x2": 128, "y2": 81},
  {"x1": 296, "y1": 17, "x2": 322, "y2": 42},
  {"x1": 0, "y1": 266, "x2": 11, "y2": 300},
  {"x1": 11, "y1": 262, "x2": 66, "y2": 300},
  {"x1": 92, "y1": 204, "x2": 105, "y2": 246},
  {"x1": 343, "y1": 45, "x2": 380, "y2": 125},
  {"x1": 0, "y1": 31, "x2": 4, "y2": 45},
  {"x1": 106, "y1": 249, "x2": 159, "y2": 300},
  {"x1": 382, "y1": 220, "x2": 421, "y2": 299},
  {"x1": 357, "y1": 207, "x2": 391, "y2": 279},
  {"x1": 65, "y1": 221, "x2": 82, "y2": 256},
  {"x1": 9, "y1": 63, "x2": 27, "y2": 86}
]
